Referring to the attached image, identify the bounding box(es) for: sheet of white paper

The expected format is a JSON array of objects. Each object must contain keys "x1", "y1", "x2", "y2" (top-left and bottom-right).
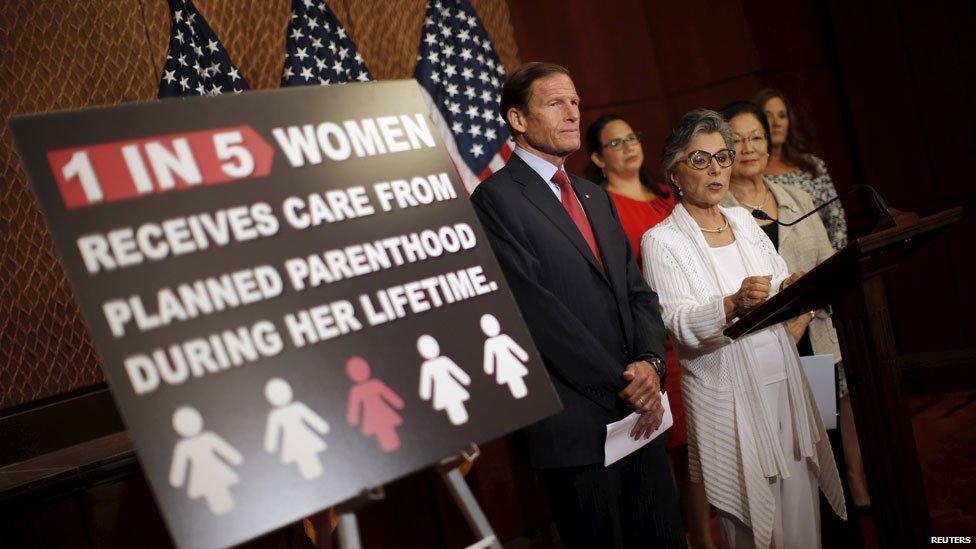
[
  {"x1": 604, "y1": 392, "x2": 672, "y2": 467},
  {"x1": 801, "y1": 354, "x2": 837, "y2": 430}
]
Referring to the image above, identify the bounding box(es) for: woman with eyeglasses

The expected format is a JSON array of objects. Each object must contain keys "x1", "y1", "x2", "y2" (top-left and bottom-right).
[
  {"x1": 734, "y1": 97, "x2": 870, "y2": 514},
  {"x1": 641, "y1": 109, "x2": 846, "y2": 549},
  {"x1": 584, "y1": 115, "x2": 711, "y2": 544},
  {"x1": 585, "y1": 115, "x2": 676, "y2": 261},
  {"x1": 719, "y1": 101, "x2": 839, "y2": 357}
]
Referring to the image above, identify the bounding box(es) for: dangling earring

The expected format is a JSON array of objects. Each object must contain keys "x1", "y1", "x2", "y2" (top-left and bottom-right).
[{"x1": 601, "y1": 168, "x2": 607, "y2": 180}]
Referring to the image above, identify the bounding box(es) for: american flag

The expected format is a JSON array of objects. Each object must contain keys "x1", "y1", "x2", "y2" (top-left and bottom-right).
[
  {"x1": 414, "y1": 0, "x2": 512, "y2": 193},
  {"x1": 282, "y1": 0, "x2": 372, "y2": 86},
  {"x1": 158, "y1": 0, "x2": 249, "y2": 98}
]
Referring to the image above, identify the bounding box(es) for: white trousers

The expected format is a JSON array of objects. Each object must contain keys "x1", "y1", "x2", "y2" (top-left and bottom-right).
[{"x1": 718, "y1": 379, "x2": 821, "y2": 549}]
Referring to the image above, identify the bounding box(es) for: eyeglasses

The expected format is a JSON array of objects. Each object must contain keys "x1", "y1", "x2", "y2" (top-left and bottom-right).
[
  {"x1": 602, "y1": 133, "x2": 641, "y2": 150},
  {"x1": 731, "y1": 135, "x2": 767, "y2": 150},
  {"x1": 683, "y1": 149, "x2": 735, "y2": 170}
]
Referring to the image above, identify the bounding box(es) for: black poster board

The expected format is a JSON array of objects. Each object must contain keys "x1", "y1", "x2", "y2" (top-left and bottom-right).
[{"x1": 10, "y1": 81, "x2": 561, "y2": 549}]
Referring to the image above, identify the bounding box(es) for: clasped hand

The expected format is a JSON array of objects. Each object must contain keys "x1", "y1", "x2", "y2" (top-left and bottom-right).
[
  {"x1": 727, "y1": 271, "x2": 806, "y2": 324},
  {"x1": 734, "y1": 275, "x2": 773, "y2": 313},
  {"x1": 618, "y1": 360, "x2": 663, "y2": 439}
]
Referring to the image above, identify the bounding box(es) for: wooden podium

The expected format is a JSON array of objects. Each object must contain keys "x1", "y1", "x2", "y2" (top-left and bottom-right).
[{"x1": 724, "y1": 206, "x2": 964, "y2": 548}]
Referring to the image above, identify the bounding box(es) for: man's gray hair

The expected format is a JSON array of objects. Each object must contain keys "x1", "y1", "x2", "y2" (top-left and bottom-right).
[{"x1": 660, "y1": 109, "x2": 734, "y2": 188}]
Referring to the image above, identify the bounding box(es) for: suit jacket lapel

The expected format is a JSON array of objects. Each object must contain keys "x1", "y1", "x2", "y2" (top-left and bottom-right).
[{"x1": 509, "y1": 155, "x2": 610, "y2": 284}]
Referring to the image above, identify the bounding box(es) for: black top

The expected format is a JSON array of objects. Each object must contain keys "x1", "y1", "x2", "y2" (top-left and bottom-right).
[
  {"x1": 762, "y1": 220, "x2": 815, "y2": 355},
  {"x1": 761, "y1": 220, "x2": 779, "y2": 248}
]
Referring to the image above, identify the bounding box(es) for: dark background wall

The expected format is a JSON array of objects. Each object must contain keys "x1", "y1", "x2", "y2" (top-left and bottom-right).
[{"x1": 508, "y1": 0, "x2": 976, "y2": 357}]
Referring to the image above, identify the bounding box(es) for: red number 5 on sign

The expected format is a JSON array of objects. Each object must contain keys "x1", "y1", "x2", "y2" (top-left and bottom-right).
[{"x1": 47, "y1": 126, "x2": 274, "y2": 209}]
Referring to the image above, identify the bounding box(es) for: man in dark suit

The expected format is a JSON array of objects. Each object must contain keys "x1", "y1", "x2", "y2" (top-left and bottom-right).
[{"x1": 471, "y1": 62, "x2": 685, "y2": 548}]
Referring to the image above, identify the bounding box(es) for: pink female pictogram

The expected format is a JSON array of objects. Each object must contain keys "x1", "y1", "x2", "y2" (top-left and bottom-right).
[{"x1": 346, "y1": 356, "x2": 405, "y2": 452}]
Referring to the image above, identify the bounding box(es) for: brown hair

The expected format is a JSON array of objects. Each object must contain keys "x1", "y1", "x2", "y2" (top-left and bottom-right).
[
  {"x1": 584, "y1": 114, "x2": 669, "y2": 198},
  {"x1": 752, "y1": 88, "x2": 818, "y2": 175},
  {"x1": 499, "y1": 62, "x2": 570, "y2": 136}
]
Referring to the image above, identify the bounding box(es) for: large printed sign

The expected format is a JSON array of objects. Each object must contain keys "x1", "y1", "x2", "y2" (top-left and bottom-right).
[{"x1": 10, "y1": 81, "x2": 561, "y2": 549}]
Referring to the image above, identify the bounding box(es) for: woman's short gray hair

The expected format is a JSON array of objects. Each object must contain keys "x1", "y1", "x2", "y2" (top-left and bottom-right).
[{"x1": 660, "y1": 109, "x2": 734, "y2": 192}]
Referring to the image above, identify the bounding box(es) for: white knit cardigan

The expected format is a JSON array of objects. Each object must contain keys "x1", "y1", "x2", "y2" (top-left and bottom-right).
[{"x1": 641, "y1": 203, "x2": 846, "y2": 549}]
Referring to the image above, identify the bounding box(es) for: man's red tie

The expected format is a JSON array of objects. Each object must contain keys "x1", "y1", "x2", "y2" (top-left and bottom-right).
[{"x1": 551, "y1": 170, "x2": 604, "y2": 270}]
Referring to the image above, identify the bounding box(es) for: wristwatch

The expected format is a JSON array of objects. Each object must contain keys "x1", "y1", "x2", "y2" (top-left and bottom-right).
[{"x1": 637, "y1": 353, "x2": 667, "y2": 388}]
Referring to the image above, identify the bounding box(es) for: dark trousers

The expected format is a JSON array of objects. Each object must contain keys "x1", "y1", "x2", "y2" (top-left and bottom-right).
[{"x1": 540, "y1": 437, "x2": 686, "y2": 549}]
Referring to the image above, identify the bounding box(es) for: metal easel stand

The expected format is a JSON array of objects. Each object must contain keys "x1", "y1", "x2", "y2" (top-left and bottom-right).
[
  {"x1": 336, "y1": 486, "x2": 385, "y2": 549},
  {"x1": 438, "y1": 443, "x2": 502, "y2": 549},
  {"x1": 336, "y1": 443, "x2": 501, "y2": 549}
]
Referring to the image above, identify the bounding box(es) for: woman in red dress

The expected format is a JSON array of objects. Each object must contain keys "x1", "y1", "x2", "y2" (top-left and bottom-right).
[{"x1": 587, "y1": 115, "x2": 713, "y2": 548}]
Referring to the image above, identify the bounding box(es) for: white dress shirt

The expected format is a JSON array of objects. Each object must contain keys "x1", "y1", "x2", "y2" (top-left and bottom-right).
[{"x1": 513, "y1": 146, "x2": 584, "y2": 208}]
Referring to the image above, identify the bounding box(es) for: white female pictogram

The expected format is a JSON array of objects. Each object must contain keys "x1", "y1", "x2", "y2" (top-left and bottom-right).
[
  {"x1": 480, "y1": 314, "x2": 530, "y2": 399},
  {"x1": 168, "y1": 406, "x2": 243, "y2": 516},
  {"x1": 263, "y1": 378, "x2": 330, "y2": 480},
  {"x1": 417, "y1": 334, "x2": 471, "y2": 425}
]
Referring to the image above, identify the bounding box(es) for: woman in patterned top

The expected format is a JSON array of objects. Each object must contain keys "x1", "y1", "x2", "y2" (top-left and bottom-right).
[{"x1": 753, "y1": 88, "x2": 848, "y2": 251}]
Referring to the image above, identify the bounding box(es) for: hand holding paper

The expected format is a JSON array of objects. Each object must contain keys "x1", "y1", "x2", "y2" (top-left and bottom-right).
[
  {"x1": 630, "y1": 399, "x2": 664, "y2": 438},
  {"x1": 605, "y1": 392, "x2": 673, "y2": 467}
]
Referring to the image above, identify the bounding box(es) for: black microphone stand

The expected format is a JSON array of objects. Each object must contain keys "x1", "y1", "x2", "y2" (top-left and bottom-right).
[{"x1": 751, "y1": 184, "x2": 893, "y2": 233}]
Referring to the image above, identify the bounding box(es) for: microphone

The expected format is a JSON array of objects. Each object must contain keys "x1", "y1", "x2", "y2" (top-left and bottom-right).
[{"x1": 751, "y1": 184, "x2": 890, "y2": 228}]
